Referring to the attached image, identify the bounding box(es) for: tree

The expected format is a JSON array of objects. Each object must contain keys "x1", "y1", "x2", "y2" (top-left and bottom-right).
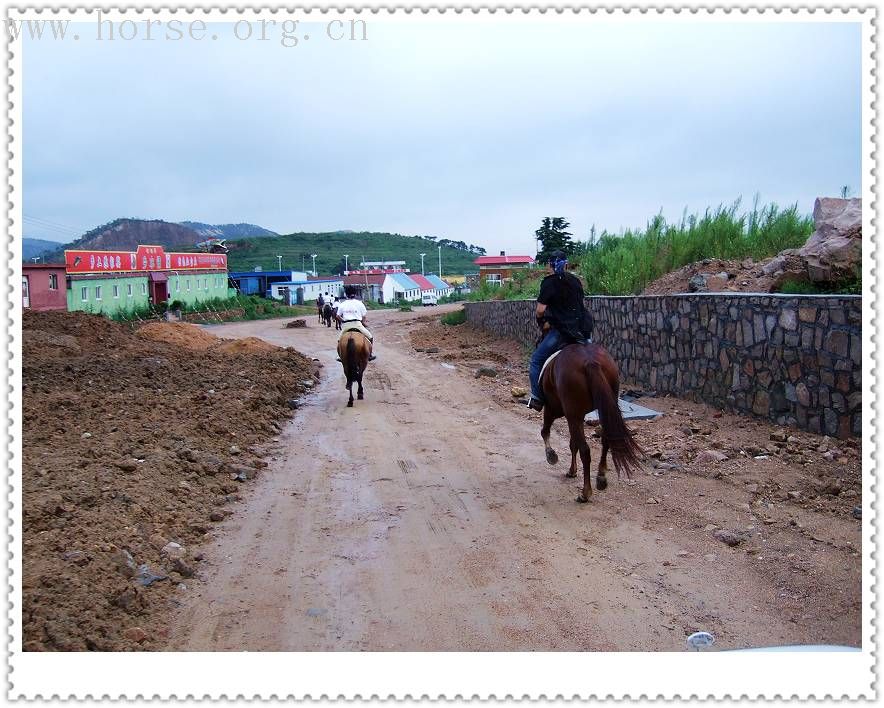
[{"x1": 535, "y1": 217, "x2": 574, "y2": 264}]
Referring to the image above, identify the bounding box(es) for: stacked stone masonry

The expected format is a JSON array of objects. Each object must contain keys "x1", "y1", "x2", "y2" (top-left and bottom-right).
[{"x1": 464, "y1": 294, "x2": 862, "y2": 438}]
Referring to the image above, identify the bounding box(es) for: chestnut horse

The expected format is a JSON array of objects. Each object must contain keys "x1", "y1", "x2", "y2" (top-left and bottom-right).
[
  {"x1": 540, "y1": 342, "x2": 643, "y2": 502},
  {"x1": 322, "y1": 303, "x2": 335, "y2": 328},
  {"x1": 337, "y1": 331, "x2": 371, "y2": 407}
]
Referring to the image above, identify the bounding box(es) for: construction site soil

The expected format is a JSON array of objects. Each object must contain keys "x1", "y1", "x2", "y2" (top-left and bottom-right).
[{"x1": 22, "y1": 311, "x2": 318, "y2": 651}]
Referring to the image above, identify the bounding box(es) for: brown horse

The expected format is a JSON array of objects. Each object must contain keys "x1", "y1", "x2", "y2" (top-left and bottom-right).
[
  {"x1": 540, "y1": 342, "x2": 643, "y2": 502},
  {"x1": 322, "y1": 303, "x2": 335, "y2": 328},
  {"x1": 337, "y1": 331, "x2": 371, "y2": 407}
]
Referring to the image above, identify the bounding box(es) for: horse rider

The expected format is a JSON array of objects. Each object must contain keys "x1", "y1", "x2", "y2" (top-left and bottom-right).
[
  {"x1": 336, "y1": 286, "x2": 377, "y2": 361},
  {"x1": 527, "y1": 249, "x2": 593, "y2": 411}
]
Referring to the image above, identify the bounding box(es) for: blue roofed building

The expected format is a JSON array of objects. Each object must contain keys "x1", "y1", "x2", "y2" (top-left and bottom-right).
[
  {"x1": 424, "y1": 274, "x2": 454, "y2": 298},
  {"x1": 383, "y1": 272, "x2": 422, "y2": 303}
]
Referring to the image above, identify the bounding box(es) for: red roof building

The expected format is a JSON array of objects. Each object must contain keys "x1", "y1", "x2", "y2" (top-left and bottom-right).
[
  {"x1": 22, "y1": 263, "x2": 67, "y2": 311},
  {"x1": 408, "y1": 274, "x2": 435, "y2": 291},
  {"x1": 473, "y1": 252, "x2": 535, "y2": 285}
]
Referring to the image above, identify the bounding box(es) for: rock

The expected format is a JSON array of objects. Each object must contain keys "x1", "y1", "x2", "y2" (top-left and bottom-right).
[
  {"x1": 193, "y1": 552, "x2": 205, "y2": 562},
  {"x1": 695, "y1": 449, "x2": 728, "y2": 465},
  {"x1": 228, "y1": 464, "x2": 258, "y2": 482},
  {"x1": 424, "y1": 347, "x2": 440, "y2": 353},
  {"x1": 172, "y1": 557, "x2": 195, "y2": 578},
  {"x1": 287, "y1": 399, "x2": 301, "y2": 410},
  {"x1": 229, "y1": 445, "x2": 241, "y2": 455},
  {"x1": 136, "y1": 563, "x2": 168, "y2": 587},
  {"x1": 81, "y1": 432, "x2": 92, "y2": 439},
  {"x1": 177, "y1": 448, "x2": 198, "y2": 463},
  {"x1": 703, "y1": 524, "x2": 718, "y2": 532},
  {"x1": 113, "y1": 549, "x2": 137, "y2": 578},
  {"x1": 798, "y1": 197, "x2": 862, "y2": 283},
  {"x1": 713, "y1": 529, "x2": 748, "y2": 547},
  {"x1": 746, "y1": 483, "x2": 759, "y2": 494},
  {"x1": 115, "y1": 460, "x2": 137, "y2": 472},
  {"x1": 688, "y1": 274, "x2": 708, "y2": 292},
  {"x1": 285, "y1": 319, "x2": 307, "y2": 328},
  {"x1": 161, "y1": 542, "x2": 185, "y2": 560},
  {"x1": 852, "y1": 506, "x2": 861, "y2": 519},
  {"x1": 188, "y1": 521, "x2": 208, "y2": 534},
  {"x1": 646, "y1": 497, "x2": 660, "y2": 504},
  {"x1": 769, "y1": 431, "x2": 787, "y2": 443},
  {"x1": 148, "y1": 533, "x2": 168, "y2": 551},
  {"x1": 301, "y1": 380, "x2": 314, "y2": 389},
  {"x1": 511, "y1": 386, "x2": 528, "y2": 398},
  {"x1": 821, "y1": 479, "x2": 843, "y2": 496},
  {"x1": 475, "y1": 367, "x2": 498, "y2": 378},
  {"x1": 123, "y1": 627, "x2": 148, "y2": 643},
  {"x1": 209, "y1": 511, "x2": 224, "y2": 522}
]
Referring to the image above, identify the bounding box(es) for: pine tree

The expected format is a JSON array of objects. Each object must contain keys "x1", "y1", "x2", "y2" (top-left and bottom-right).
[{"x1": 535, "y1": 217, "x2": 574, "y2": 264}]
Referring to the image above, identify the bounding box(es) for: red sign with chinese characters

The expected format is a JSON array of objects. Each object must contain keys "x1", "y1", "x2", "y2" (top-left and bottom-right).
[{"x1": 65, "y1": 245, "x2": 226, "y2": 274}]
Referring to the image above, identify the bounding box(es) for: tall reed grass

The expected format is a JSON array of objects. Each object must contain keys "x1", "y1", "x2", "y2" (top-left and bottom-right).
[{"x1": 579, "y1": 198, "x2": 814, "y2": 295}]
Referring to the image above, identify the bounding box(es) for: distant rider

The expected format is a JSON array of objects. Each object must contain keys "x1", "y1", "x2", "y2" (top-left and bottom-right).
[
  {"x1": 336, "y1": 286, "x2": 377, "y2": 361},
  {"x1": 527, "y1": 250, "x2": 593, "y2": 411}
]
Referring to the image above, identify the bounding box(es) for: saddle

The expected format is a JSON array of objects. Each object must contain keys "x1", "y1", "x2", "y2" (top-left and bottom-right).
[{"x1": 539, "y1": 337, "x2": 594, "y2": 380}]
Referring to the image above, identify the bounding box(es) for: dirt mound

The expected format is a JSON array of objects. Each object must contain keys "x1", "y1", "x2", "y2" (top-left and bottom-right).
[
  {"x1": 135, "y1": 322, "x2": 220, "y2": 351},
  {"x1": 642, "y1": 257, "x2": 780, "y2": 295},
  {"x1": 215, "y1": 337, "x2": 280, "y2": 355},
  {"x1": 22, "y1": 310, "x2": 319, "y2": 651}
]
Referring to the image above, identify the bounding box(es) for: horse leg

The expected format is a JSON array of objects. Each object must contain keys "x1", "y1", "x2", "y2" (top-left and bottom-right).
[
  {"x1": 567, "y1": 436, "x2": 578, "y2": 478},
  {"x1": 357, "y1": 372, "x2": 364, "y2": 400},
  {"x1": 541, "y1": 407, "x2": 558, "y2": 465},
  {"x1": 568, "y1": 417, "x2": 593, "y2": 503},
  {"x1": 597, "y1": 437, "x2": 609, "y2": 491},
  {"x1": 347, "y1": 379, "x2": 354, "y2": 407}
]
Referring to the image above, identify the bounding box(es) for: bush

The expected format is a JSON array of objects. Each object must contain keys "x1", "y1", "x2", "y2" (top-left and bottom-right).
[
  {"x1": 441, "y1": 309, "x2": 466, "y2": 326},
  {"x1": 399, "y1": 305, "x2": 413, "y2": 312}
]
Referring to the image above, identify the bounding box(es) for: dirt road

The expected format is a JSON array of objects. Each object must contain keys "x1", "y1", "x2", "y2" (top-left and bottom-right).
[{"x1": 168, "y1": 306, "x2": 861, "y2": 651}]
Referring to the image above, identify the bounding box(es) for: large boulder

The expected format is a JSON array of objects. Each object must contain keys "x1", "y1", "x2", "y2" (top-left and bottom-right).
[{"x1": 798, "y1": 197, "x2": 862, "y2": 283}]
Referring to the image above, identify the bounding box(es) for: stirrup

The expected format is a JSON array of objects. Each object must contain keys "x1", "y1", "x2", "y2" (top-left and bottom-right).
[{"x1": 527, "y1": 396, "x2": 544, "y2": 411}]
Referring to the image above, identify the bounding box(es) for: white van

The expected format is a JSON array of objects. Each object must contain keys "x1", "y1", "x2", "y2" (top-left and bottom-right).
[{"x1": 421, "y1": 292, "x2": 438, "y2": 306}]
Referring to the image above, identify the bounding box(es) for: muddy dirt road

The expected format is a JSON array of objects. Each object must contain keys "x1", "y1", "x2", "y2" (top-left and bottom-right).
[{"x1": 168, "y1": 306, "x2": 861, "y2": 651}]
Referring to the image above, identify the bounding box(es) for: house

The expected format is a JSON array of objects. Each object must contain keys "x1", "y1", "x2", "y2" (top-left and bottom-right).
[
  {"x1": 343, "y1": 274, "x2": 386, "y2": 303},
  {"x1": 424, "y1": 274, "x2": 454, "y2": 298},
  {"x1": 269, "y1": 277, "x2": 343, "y2": 305},
  {"x1": 383, "y1": 272, "x2": 422, "y2": 303},
  {"x1": 473, "y1": 251, "x2": 535, "y2": 285},
  {"x1": 22, "y1": 263, "x2": 67, "y2": 311},
  {"x1": 228, "y1": 270, "x2": 309, "y2": 297},
  {"x1": 65, "y1": 245, "x2": 230, "y2": 316}
]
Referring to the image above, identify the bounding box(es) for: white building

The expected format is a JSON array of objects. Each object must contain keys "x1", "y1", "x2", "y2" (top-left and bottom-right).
[{"x1": 269, "y1": 277, "x2": 344, "y2": 305}]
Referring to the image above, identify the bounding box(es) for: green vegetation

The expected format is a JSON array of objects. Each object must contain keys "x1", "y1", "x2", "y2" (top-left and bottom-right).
[
  {"x1": 398, "y1": 305, "x2": 414, "y2": 312},
  {"x1": 441, "y1": 309, "x2": 467, "y2": 326},
  {"x1": 579, "y1": 199, "x2": 814, "y2": 295},
  {"x1": 109, "y1": 294, "x2": 310, "y2": 323},
  {"x1": 467, "y1": 269, "x2": 543, "y2": 302},
  {"x1": 224, "y1": 231, "x2": 482, "y2": 276},
  {"x1": 535, "y1": 217, "x2": 575, "y2": 264},
  {"x1": 776, "y1": 269, "x2": 861, "y2": 296}
]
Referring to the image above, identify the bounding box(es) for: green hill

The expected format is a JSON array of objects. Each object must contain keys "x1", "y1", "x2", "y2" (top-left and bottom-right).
[{"x1": 224, "y1": 231, "x2": 485, "y2": 277}]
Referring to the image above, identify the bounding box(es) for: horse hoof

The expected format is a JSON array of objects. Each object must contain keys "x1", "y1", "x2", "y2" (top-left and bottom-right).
[
  {"x1": 596, "y1": 476, "x2": 608, "y2": 491},
  {"x1": 357, "y1": 394, "x2": 364, "y2": 400},
  {"x1": 545, "y1": 450, "x2": 558, "y2": 465},
  {"x1": 347, "y1": 401, "x2": 353, "y2": 407},
  {"x1": 565, "y1": 470, "x2": 577, "y2": 478},
  {"x1": 576, "y1": 494, "x2": 589, "y2": 503}
]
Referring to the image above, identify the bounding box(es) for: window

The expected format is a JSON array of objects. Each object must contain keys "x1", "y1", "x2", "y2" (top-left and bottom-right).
[
  {"x1": 486, "y1": 274, "x2": 502, "y2": 287},
  {"x1": 203, "y1": 278, "x2": 208, "y2": 290},
  {"x1": 176, "y1": 279, "x2": 180, "y2": 293},
  {"x1": 142, "y1": 283, "x2": 147, "y2": 295},
  {"x1": 186, "y1": 279, "x2": 191, "y2": 291},
  {"x1": 113, "y1": 285, "x2": 119, "y2": 299},
  {"x1": 81, "y1": 286, "x2": 88, "y2": 302},
  {"x1": 127, "y1": 284, "x2": 133, "y2": 297},
  {"x1": 48, "y1": 273, "x2": 58, "y2": 290},
  {"x1": 95, "y1": 286, "x2": 102, "y2": 300}
]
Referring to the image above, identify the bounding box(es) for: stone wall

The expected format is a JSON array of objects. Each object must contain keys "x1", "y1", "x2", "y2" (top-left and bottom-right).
[{"x1": 463, "y1": 294, "x2": 862, "y2": 437}]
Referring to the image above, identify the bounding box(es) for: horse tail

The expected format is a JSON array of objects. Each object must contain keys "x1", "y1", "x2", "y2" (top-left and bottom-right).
[
  {"x1": 586, "y1": 361, "x2": 643, "y2": 478},
  {"x1": 346, "y1": 335, "x2": 360, "y2": 383}
]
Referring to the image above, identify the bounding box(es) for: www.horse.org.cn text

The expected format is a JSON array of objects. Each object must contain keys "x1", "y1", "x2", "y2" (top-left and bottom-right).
[{"x1": 6, "y1": 15, "x2": 369, "y2": 48}]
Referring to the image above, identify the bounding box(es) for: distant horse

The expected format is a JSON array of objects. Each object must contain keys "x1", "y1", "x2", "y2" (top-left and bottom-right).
[
  {"x1": 322, "y1": 303, "x2": 334, "y2": 328},
  {"x1": 316, "y1": 300, "x2": 325, "y2": 324},
  {"x1": 337, "y1": 331, "x2": 371, "y2": 407},
  {"x1": 540, "y1": 342, "x2": 643, "y2": 502}
]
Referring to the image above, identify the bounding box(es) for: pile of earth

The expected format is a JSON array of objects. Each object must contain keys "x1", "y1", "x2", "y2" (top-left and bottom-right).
[
  {"x1": 22, "y1": 311, "x2": 319, "y2": 651},
  {"x1": 643, "y1": 197, "x2": 862, "y2": 295}
]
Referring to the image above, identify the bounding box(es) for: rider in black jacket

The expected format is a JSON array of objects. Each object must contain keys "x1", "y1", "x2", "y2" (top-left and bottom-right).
[{"x1": 527, "y1": 250, "x2": 593, "y2": 411}]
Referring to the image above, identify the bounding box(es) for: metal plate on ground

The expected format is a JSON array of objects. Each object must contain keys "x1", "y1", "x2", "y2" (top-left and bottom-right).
[{"x1": 585, "y1": 398, "x2": 663, "y2": 423}]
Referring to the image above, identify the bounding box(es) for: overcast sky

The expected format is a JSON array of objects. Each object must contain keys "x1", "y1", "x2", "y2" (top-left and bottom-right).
[{"x1": 23, "y1": 18, "x2": 862, "y2": 255}]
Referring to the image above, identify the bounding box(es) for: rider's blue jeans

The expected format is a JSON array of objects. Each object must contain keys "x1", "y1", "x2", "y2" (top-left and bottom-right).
[{"x1": 529, "y1": 329, "x2": 565, "y2": 401}]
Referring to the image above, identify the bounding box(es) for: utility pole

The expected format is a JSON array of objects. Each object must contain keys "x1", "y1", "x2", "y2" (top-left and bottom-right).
[
  {"x1": 438, "y1": 245, "x2": 442, "y2": 278},
  {"x1": 310, "y1": 254, "x2": 317, "y2": 275},
  {"x1": 276, "y1": 255, "x2": 282, "y2": 271},
  {"x1": 343, "y1": 254, "x2": 349, "y2": 274},
  {"x1": 419, "y1": 253, "x2": 426, "y2": 275}
]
